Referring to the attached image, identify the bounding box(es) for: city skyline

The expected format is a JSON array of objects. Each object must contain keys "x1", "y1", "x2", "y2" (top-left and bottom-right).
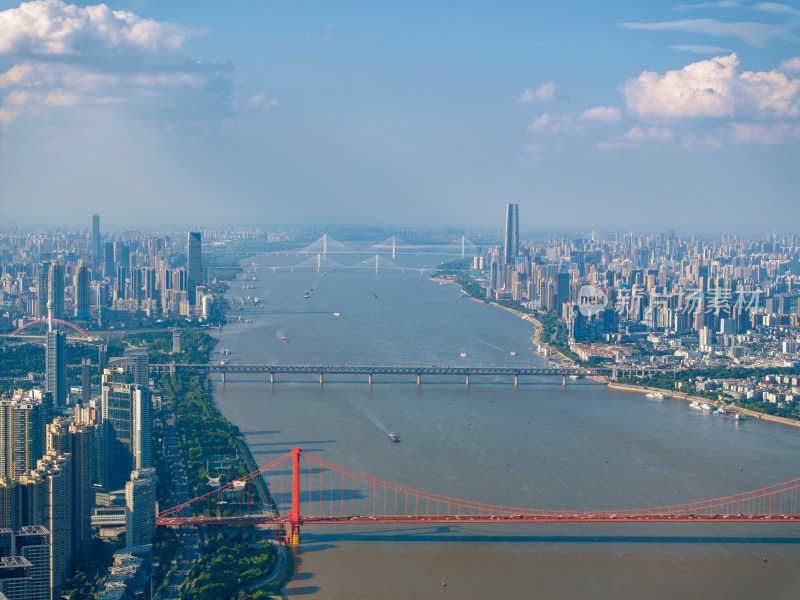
[{"x1": 1, "y1": 1, "x2": 799, "y2": 232}]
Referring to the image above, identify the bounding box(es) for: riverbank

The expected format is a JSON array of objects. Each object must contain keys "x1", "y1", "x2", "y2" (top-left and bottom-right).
[
  {"x1": 608, "y1": 381, "x2": 800, "y2": 429},
  {"x1": 430, "y1": 275, "x2": 574, "y2": 368}
]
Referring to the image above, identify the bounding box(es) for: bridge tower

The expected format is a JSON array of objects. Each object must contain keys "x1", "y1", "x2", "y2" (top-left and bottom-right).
[{"x1": 287, "y1": 447, "x2": 302, "y2": 545}]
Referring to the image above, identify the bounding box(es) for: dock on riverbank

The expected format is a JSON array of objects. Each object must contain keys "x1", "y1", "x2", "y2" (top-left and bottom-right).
[{"x1": 608, "y1": 382, "x2": 800, "y2": 429}]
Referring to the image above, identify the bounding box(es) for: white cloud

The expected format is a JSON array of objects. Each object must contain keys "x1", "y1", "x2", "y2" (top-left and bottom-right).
[
  {"x1": 780, "y1": 57, "x2": 800, "y2": 73},
  {"x1": 0, "y1": 1, "x2": 238, "y2": 125},
  {"x1": 0, "y1": 0, "x2": 200, "y2": 56},
  {"x1": 676, "y1": 1, "x2": 743, "y2": 9},
  {"x1": 528, "y1": 113, "x2": 552, "y2": 131},
  {"x1": 624, "y1": 126, "x2": 675, "y2": 142},
  {"x1": 729, "y1": 121, "x2": 796, "y2": 144},
  {"x1": 621, "y1": 53, "x2": 800, "y2": 120},
  {"x1": 519, "y1": 82, "x2": 557, "y2": 104},
  {"x1": 236, "y1": 93, "x2": 278, "y2": 112},
  {"x1": 527, "y1": 112, "x2": 575, "y2": 133},
  {"x1": 580, "y1": 106, "x2": 622, "y2": 122},
  {"x1": 752, "y1": 2, "x2": 800, "y2": 16},
  {"x1": 670, "y1": 45, "x2": 732, "y2": 54},
  {"x1": 619, "y1": 19, "x2": 788, "y2": 47}
]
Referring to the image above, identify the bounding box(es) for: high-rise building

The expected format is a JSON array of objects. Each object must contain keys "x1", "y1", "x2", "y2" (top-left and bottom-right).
[
  {"x1": 187, "y1": 231, "x2": 202, "y2": 305},
  {"x1": 80, "y1": 359, "x2": 91, "y2": 406},
  {"x1": 73, "y1": 259, "x2": 90, "y2": 319},
  {"x1": 36, "y1": 263, "x2": 49, "y2": 319},
  {"x1": 102, "y1": 241, "x2": 114, "y2": 279},
  {"x1": 11, "y1": 526, "x2": 50, "y2": 600},
  {"x1": 0, "y1": 394, "x2": 46, "y2": 481},
  {"x1": 46, "y1": 262, "x2": 64, "y2": 323},
  {"x1": 32, "y1": 452, "x2": 71, "y2": 599},
  {"x1": 45, "y1": 329, "x2": 66, "y2": 410},
  {"x1": 125, "y1": 468, "x2": 157, "y2": 548},
  {"x1": 101, "y1": 369, "x2": 151, "y2": 490},
  {"x1": 46, "y1": 419, "x2": 95, "y2": 562},
  {"x1": 0, "y1": 553, "x2": 34, "y2": 600},
  {"x1": 504, "y1": 203, "x2": 519, "y2": 264},
  {"x1": 0, "y1": 481, "x2": 22, "y2": 532},
  {"x1": 91, "y1": 214, "x2": 100, "y2": 277}
]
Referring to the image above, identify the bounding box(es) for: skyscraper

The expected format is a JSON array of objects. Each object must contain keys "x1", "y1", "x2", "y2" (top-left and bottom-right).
[
  {"x1": 187, "y1": 231, "x2": 202, "y2": 305},
  {"x1": 32, "y1": 452, "x2": 71, "y2": 599},
  {"x1": 91, "y1": 214, "x2": 100, "y2": 277},
  {"x1": 45, "y1": 329, "x2": 66, "y2": 410},
  {"x1": 46, "y1": 262, "x2": 64, "y2": 323},
  {"x1": 0, "y1": 395, "x2": 46, "y2": 481},
  {"x1": 11, "y1": 526, "x2": 51, "y2": 600},
  {"x1": 36, "y1": 263, "x2": 49, "y2": 319},
  {"x1": 504, "y1": 203, "x2": 519, "y2": 264},
  {"x1": 73, "y1": 259, "x2": 90, "y2": 319},
  {"x1": 46, "y1": 419, "x2": 95, "y2": 562},
  {"x1": 101, "y1": 369, "x2": 151, "y2": 490},
  {"x1": 125, "y1": 468, "x2": 157, "y2": 548}
]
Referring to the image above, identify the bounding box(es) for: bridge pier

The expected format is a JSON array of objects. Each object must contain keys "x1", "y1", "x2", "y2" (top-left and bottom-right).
[
  {"x1": 562, "y1": 375, "x2": 567, "y2": 388},
  {"x1": 417, "y1": 374, "x2": 421, "y2": 388},
  {"x1": 514, "y1": 374, "x2": 518, "y2": 389},
  {"x1": 465, "y1": 374, "x2": 470, "y2": 388},
  {"x1": 319, "y1": 373, "x2": 324, "y2": 387},
  {"x1": 270, "y1": 373, "x2": 274, "y2": 387},
  {"x1": 368, "y1": 373, "x2": 373, "y2": 388},
  {"x1": 221, "y1": 372, "x2": 226, "y2": 386}
]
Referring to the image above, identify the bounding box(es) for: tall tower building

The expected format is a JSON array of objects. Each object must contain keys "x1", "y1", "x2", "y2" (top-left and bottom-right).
[
  {"x1": 125, "y1": 468, "x2": 157, "y2": 548},
  {"x1": 45, "y1": 329, "x2": 66, "y2": 410},
  {"x1": 187, "y1": 231, "x2": 202, "y2": 305},
  {"x1": 0, "y1": 394, "x2": 46, "y2": 481},
  {"x1": 36, "y1": 263, "x2": 49, "y2": 319},
  {"x1": 91, "y1": 214, "x2": 100, "y2": 277},
  {"x1": 73, "y1": 259, "x2": 90, "y2": 320},
  {"x1": 504, "y1": 204, "x2": 519, "y2": 264},
  {"x1": 46, "y1": 262, "x2": 64, "y2": 323},
  {"x1": 102, "y1": 242, "x2": 114, "y2": 279},
  {"x1": 46, "y1": 419, "x2": 95, "y2": 562},
  {"x1": 12, "y1": 526, "x2": 51, "y2": 600},
  {"x1": 32, "y1": 452, "x2": 72, "y2": 599},
  {"x1": 101, "y1": 369, "x2": 151, "y2": 490}
]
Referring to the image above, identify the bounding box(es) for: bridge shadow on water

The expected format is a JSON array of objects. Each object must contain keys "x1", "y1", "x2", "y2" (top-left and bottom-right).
[{"x1": 297, "y1": 526, "x2": 800, "y2": 546}]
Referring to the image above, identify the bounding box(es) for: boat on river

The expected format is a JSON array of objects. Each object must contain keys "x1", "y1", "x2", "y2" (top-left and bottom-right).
[{"x1": 388, "y1": 432, "x2": 399, "y2": 442}]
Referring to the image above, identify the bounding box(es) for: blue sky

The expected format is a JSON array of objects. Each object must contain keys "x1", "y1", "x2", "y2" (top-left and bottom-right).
[{"x1": 0, "y1": 0, "x2": 798, "y2": 234}]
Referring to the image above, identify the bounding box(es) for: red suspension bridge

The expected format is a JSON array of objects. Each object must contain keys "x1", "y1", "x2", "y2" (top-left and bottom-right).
[{"x1": 157, "y1": 448, "x2": 800, "y2": 545}]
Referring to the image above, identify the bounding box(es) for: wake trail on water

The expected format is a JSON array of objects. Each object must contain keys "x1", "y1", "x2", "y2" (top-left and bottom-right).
[{"x1": 348, "y1": 399, "x2": 389, "y2": 435}]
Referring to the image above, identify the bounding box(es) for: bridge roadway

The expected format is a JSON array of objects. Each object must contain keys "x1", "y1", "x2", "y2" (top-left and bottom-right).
[
  {"x1": 158, "y1": 512, "x2": 800, "y2": 527},
  {"x1": 150, "y1": 363, "x2": 607, "y2": 387}
]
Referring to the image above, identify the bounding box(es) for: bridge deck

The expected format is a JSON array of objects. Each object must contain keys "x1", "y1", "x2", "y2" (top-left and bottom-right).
[{"x1": 152, "y1": 363, "x2": 602, "y2": 376}]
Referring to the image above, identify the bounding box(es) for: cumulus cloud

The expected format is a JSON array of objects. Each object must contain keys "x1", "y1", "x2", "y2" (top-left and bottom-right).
[
  {"x1": 519, "y1": 82, "x2": 557, "y2": 104},
  {"x1": 780, "y1": 56, "x2": 800, "y2": 73},
  {"x1": 621, "y1": 53, "x2": 800, "y2": 120},
  {"x1": 579, "y1": 106, "x2": 622, "y2": 122},
  {"x1": 619, "y1": 19, "x2": 788, "y2": 47},
  {"x1": 0, "y1": 0, "x2": 199, "y2": 56},
  {"x1": 0, "y1": 1, "x2": 266, "y2": 125}
]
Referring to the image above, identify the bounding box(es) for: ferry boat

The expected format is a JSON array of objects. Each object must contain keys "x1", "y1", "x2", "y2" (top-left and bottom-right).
[
  {"x1": 460, "y1": 352, "x2": 467, "y2": 358},
  {"x1": 388, "y1": 432, "x2": 399, "y2": 442},
  {"x1": 281, "y1": 337, "x2": 289, "y2": 343},
  {"x1": 645, "y1": 392, "x2": 665, "y2": 399},
  {"x1": 510, "y1": 351, "x2": 517, "y2": 356}
]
